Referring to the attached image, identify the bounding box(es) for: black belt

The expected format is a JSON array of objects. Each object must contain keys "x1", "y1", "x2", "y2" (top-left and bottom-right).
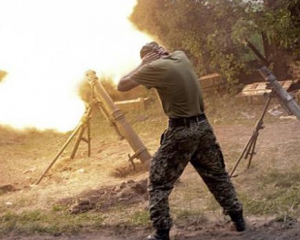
[{"x1": 168, "y1": 113, "x2": 206, "y2": 128}]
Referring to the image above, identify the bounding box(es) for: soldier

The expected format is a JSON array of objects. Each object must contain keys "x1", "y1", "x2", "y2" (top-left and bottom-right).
[{"x1": 117, "y1": 41, "x2": 245, "y2": 240}]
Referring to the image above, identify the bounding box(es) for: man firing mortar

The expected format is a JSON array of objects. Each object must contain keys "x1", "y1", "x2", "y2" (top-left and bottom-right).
[{"x1": 117, "y1": 41, "x2": 245, "y2": 240}]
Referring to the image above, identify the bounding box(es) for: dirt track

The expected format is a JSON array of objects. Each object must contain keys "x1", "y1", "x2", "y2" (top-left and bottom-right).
[{"x1": 1, "y1": 107, "x2": 300, "y2": 240}]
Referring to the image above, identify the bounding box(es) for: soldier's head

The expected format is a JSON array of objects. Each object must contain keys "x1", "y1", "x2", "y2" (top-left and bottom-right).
[{"x1": 140, "y1": 41, "x2": 169, "y2": 59}]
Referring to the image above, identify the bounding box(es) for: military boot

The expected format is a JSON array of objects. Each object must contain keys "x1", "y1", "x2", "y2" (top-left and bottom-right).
[
  {"x1": 146, "y1": 229, "x2": 170, "y2": 240},
  {"x1": 229, "y1": 210, "x2": 246, "y2": 232}
]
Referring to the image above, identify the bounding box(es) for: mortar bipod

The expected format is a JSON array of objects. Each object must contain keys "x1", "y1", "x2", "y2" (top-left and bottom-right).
[
  {"x1": 70, "y1": 82, "x2": 124, "y2": 159},
  {"x1": 35, "y1": 104, "x2": 94, "y2": 185},
  {"x1": 35, "y1": 84, "x2": 125, "y2": 185},
  {"x1": 229, "y1": 91, "x2": 273, "y2": 178},
  {"x1": 35, "y1": 70, "x2": 152, "y2": 185}
]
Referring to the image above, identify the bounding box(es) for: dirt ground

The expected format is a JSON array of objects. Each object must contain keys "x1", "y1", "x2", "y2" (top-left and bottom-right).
[{"x1": 1, "y1": 103, "x2": 300, "y2": 240}]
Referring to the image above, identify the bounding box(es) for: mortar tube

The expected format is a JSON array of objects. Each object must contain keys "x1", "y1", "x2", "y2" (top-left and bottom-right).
[
  {"x1": 259, "y1": 67, "x2": 300, "y2": 121},
  {"x1": 86, "y1": 70, "x2": 151, "y2": 167}
]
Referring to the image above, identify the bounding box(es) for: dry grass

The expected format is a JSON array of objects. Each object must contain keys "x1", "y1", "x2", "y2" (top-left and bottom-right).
[{"x1": 1, "y1": 93, "x2": 300, "y2": 237}]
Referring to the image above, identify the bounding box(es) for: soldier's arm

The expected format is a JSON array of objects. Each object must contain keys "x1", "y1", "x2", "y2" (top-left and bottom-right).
[
  {"x1": 117, "y1": 52, "x2": 160, "y2": 92},
  {"x1": 117, "y1": 65, "x2": 141, "y2": 92}
]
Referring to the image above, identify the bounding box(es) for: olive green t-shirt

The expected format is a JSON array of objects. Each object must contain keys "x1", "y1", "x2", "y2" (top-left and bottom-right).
[{"x1": 131, "y1": 51, "x2": 204, "y2": 118}]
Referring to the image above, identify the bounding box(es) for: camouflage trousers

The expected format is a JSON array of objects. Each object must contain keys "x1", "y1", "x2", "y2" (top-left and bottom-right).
[{"x1": 148, "y1": 117, "x2": 243, "y2": 230}]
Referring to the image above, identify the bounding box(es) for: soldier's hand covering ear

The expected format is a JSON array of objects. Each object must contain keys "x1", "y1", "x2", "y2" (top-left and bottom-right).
[{"x1": 141, "y1": 51, "x2": 160, "y2": 65}]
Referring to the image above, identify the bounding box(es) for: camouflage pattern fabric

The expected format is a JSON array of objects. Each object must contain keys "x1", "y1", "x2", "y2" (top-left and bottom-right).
[{"x1": 148, "y1": 118, "x2": 243, "y2": 230}]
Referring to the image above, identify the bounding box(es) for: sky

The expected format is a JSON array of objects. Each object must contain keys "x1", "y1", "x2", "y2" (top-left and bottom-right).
[{"x1": 0, "y1": 0, "x2": 151, "y2": 132}]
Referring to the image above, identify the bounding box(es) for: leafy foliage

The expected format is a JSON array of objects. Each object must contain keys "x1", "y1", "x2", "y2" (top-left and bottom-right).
[
  {"x1": 130, "y1": 0, "x2": 300, "y2": 92},
  {"x1": 258, "y1": 0, "x2": 300, "y2": 60},
  {"x1": 130, "y1": 0, "x2": 253, "y2": 92}
]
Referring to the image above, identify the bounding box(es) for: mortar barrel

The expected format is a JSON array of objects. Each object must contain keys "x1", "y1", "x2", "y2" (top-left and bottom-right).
[
  {"x1": 86, "y1": 70, "x2": 151, "y2": 166},
  {"x1": 259, "y1": 67, "x2": 300, "y2": 121}
]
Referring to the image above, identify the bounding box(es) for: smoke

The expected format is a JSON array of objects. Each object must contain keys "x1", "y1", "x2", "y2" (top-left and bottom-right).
[{"x1": 0, "y1": 0, "x2": 150, "y2": 132}]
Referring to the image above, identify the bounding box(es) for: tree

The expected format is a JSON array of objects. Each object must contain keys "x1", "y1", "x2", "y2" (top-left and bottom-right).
[
  {"x1": 131, "y1": 0, "x2": 247, "y2": 91},
  {"x1": 130, "y1": 0, "x2": 300, "y2": 92},
  {"x1": 243, "y1": 0, "x2": 300, "y2": 78}
]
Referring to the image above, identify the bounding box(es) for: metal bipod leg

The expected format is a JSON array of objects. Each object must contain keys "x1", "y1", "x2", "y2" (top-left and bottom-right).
[
  {"x1": 35, "y1": 104, "x2": 94, "y2": 185},
  {"x1": 230, "y1": 94, "x2": 272, "y2": 177},
  {"x1": 70, "y1": 105, "x2": 93, "y2": 159}
]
